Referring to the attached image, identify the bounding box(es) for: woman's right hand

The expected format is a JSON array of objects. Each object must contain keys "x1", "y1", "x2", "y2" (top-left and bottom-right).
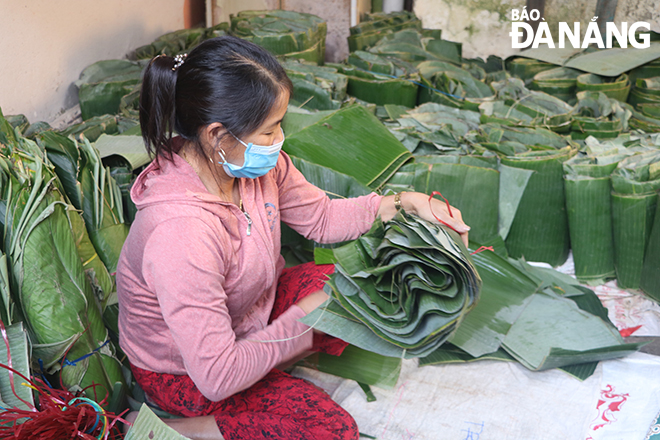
[{"x1": 296, "y1": 290, "x2": 329, "y2": 315}]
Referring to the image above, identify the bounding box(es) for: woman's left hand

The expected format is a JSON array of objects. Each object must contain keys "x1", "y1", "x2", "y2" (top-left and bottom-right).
[{"x1": 377, "y1": 191, "x2": 470, "y2": 247}]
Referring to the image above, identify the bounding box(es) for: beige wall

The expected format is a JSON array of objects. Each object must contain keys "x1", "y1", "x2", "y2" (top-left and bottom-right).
[
  {"x1": 0, "y1": 0, "x2": 185, "y2": 123},
  {"x1": 415, "y1": 0, "x2": 660, "y2": 61}
]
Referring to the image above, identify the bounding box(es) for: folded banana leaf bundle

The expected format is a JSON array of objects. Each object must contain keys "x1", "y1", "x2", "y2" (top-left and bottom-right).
[
  {"x1": 571, "y1": 91, "x2": 631, "y2": 140},
  {"x1": 35, "y1": 131, "x2": 130, "y2": 276},
  {"x1": 283, "y1": 105, "x2": 412, "y2": 190},
  {"x1": 641, "y1": 199, "x2": 660, "y2": 301},
  {"x1": 59, "y1": 114, "x2": 124, "y2": 143},
  {"x1": 477, "y1": 124, "x2": 576, "y2": 266},
  {"x1": 0, "y1": 114, "x2": 124, "y2": 397},
  {"x1": 611, "y1": 149, "x2": 660, "y2": 289},
  {"x1": 75, "y1": 60, "x2": 145, "y2": 121},
  {"x1": 231, "y1": 10, "x2": 326, "y2": 64},
  {"x1": 531, "y1": 67, "x2": 582, "y2": 103},
  {"x1": 563, "y1": 146, "x2": 634, "y2": 284},
  {"x1": 301, "y1": 210, "x2": 481, "y2": 358},
  {"x1": 348, "y1": 11, "x2": 421, "y2": 52},
  {"x1": 577, "y1": 73, "x2": 631, "y2": 102},
  {"x1": 628, "y1": 77, "x2": 660, "y2": 109},
  {"x1": 281, "y1": 60, "x2": 347, "y2": 110},
  {"x1": 347, "y1": 50, "x2": 418, "y2": 77}
]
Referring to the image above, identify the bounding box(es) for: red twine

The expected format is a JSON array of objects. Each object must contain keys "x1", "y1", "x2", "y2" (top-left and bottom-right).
[
  {"x1": 470, "y1": 246, "x2": 495, "y2": 255},
  {"x1": 428, "y1": 191, "x2": 459, "y2": 233}
]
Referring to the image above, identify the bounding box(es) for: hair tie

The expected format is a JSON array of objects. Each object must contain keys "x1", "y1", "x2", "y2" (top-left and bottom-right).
[{"x1": 172, "y1": 53, "x2": 188, "y2": 71}]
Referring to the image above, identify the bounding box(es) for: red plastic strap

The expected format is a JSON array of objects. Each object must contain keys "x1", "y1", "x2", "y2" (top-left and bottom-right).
[
  {"x1": 470, "y1": 246, "x2": 494, "y2": 255},
  {"x1": 0, "y1": 320, "x2": 36, "y2": 410},
  {"x1": 428, "y1": 191, "x2": 458, "y2": 233}
]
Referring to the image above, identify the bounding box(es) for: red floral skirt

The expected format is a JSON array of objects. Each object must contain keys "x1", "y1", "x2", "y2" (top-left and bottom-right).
[{"x1": 131, "y1": 262, "x2": 357, "y2": 440}]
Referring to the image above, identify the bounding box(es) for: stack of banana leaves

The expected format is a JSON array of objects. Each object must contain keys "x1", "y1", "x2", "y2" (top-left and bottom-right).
[
  {"x1": 531, "y1": 67, "x2": 582, "y2": 104},
  {"x1": 506, "y1": 57, "x2": 557, "y2": 84},
  {"x1": 134, "y1": 24, "x2": 229, "y2": 60},
  {"x1": 610, "y1": 149, "x2": 660, "y2": 289},
  {"x1": 629, "y1": 77, "x2": 660, "y2": 109},
  {"x1": 570, "y1": 91, "x2": 631, "y2": 140},
  {"x1": 0, "y1": 110, "x2": 125, "y2": 401},
  {"x1": 230, "y1": 10, "x2": 327, "y2": 64},
  {"x1": 281, "y1": 60, "x2": 348, "y2": 110},
  {"x1": 348, "y1": 10, "x2": 421, "y2": 52},
  {"x1": 576, "y1": 73, "x2": 631, "y2": 102}
]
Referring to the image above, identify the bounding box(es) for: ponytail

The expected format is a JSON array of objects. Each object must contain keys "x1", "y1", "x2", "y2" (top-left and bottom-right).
[
  {"x1": 139, "y1": 55, "x2": 178, "y2": 163},
  {"x1": 138, "y1": 36, "x2": 294, "y2": 164}
]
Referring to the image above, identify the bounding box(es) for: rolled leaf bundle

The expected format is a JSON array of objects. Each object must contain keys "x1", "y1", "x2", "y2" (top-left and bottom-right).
[
  {"x1": 367, "y1": 28, "x2": 461, "y2": 65},
  {"x1": 611, "y1": 150, "x2": 660, "y2": 289},
  {"x1": 301, "y1": 210, "x2": 481, "y2": 358},
  {"x1": 230, "y1": 10, "x2": 326, "y2": 64},
  {"x1": 576, "y1": 73, "x2": 631, "y2": 102},
  {"x1": 283, "y1": 105, "x2": 412, "y2": 190},
  {"x1": 531, "y1": 67, "x2": 582, "y2": 103},
  {"x1": 477, "y1": 124, "x2": 576, "y2": 266},
  {"x1": 347, "y1": 11, "x2": 421, "y2": 52},
  {"x1": 628, "y1": 77, "x2": 660, "y2": 109},
  {"x1": 641, "y1": 199, "x2": 660, "y2": 301},
  {"x1": 0, "y1": 123, "x2": 123, "y2": 398},
  {"x1": 628, "y1": 59, "x2": 660, "y2": 85},
  {"x1": 75, "y1": 60, "x2": 144, "y2": 120},
  {"x1": 563, "y1": 149, "x2": 631, "y2": 284}
]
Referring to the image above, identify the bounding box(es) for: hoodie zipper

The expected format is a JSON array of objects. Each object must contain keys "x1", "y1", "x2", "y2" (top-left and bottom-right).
[{"x1": 239, "y1": 199, "x2": 252, "y2": 236}]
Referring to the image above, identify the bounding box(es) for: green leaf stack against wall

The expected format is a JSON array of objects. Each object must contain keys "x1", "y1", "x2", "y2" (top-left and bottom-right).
[
  {"x1": 531, "y1": 67, "x2": 582, "y2": 104},
  {"x1": 281, "y1": 60, "x2": 348, "y2": 110},
  {"x1": 629, "y1": 77, "x2": 660, "y2": 109},
  {"x1": 611, "y1": 150, "x2": 660, "y2": 289}
]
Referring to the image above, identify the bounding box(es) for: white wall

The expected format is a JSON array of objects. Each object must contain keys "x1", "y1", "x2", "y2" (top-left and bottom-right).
[{"x1": 0, "y1": 0, "x2": 185, "y2": 123}]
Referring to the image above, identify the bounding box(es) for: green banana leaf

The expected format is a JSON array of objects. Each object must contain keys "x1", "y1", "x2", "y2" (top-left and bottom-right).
[
  {"x1": 289, "y1": 155, "x2": 372, "y2": 199},
  {"x1": 0, "y1": 130, "x2": 124, "y2": 399},
  {"x1": 5, "y1": 115, "x2": 29, "y2": 134},
  {"x1": 629, "y1": 59, "x2": 660, "y2": 85},
  {"x1": 570, "y1": 91, "x2": 631, "y2": 140},
  {"x1": 282, "y1": 60, "x2": 348, "y2": 102},
  {"x1": 629, "y1": 77, "x2": 660, "y2": 109},
  {"x1": 641, "y1": 197, "x2": 660, "y2": 301},
  {"x1": 134, "y1": 28, "x2": 207, "y2": 59},
  {"x1": 75, "y1": 60, "x2": 144, "y2": 120},
  {"x1": 563, "y1": 151, "x2": 631, "y2": 284},
  {"x1": 411, "y1": 158, "x2": 499, "y2": 244},
  {"x1": 0, "y1": 322, "x2": 34, "y2": 411},
  {"x1": 282, "y1": 106, "x2": 338, "y2": 136},
  {"x1": 125, "y1": 404, "x2": 190, "y2": 440},
  {"x1": 283, "y1": 105, "x2": 412, "y2": 190},
  {"x1": 59, "y1": 114, "x2": 120, "y2": 143},
  {"x1": 0, "y1": 253, "x2": 13, "y2": 325},
  {"x1": 301, "y1": 211, "x2": 481, "y2": 359},
  {"x1": 611, "y1": 150, "x2": 660, "y2": 288},
  {"x1": 297, "y1": 344, "x2": 401, "y2": 389}
]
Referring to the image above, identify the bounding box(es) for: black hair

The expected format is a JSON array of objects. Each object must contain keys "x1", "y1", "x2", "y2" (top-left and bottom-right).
[{"x1": 139, "y1": 35, "x2": 293, "y2": 163}]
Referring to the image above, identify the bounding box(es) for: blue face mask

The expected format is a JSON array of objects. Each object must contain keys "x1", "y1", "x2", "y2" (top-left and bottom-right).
[{"x1": 219, "y1": 128, "x2": 285, "y2": 179}]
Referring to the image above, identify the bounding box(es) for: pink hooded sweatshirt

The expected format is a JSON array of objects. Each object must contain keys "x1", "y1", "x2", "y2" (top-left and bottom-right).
[{"x1": 117, "y1": 142, "x2": 382, "y2": 402}]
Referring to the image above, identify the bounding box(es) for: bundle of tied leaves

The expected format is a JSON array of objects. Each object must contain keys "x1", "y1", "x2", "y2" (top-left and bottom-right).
[{"x1": 302, "y1": 210, "x2": 481, "y2": 358}]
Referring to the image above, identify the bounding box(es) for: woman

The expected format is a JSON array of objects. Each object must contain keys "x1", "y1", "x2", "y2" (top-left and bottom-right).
[{"x1": 117, "y1": 35, "x2": 469, "y2": 440}]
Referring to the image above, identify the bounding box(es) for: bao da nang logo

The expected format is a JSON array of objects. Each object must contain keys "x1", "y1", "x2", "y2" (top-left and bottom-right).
[{"x1": 509, "y1": 8, "x2": 651, "y2": 49}]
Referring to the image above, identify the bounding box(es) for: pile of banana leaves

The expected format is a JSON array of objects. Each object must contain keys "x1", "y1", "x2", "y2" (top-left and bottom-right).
[
  {"x1": 348, "y1": 11, "x2": 421, "y2": 52},
  {"x1": 0, "y1": 110, "x2": 125, "y2": 400}
]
